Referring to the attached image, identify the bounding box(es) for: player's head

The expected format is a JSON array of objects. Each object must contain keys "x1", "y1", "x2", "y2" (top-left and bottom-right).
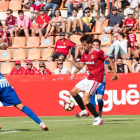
[
  {"x1": 72, "y1": 8, "x2": 78, "y2": 17},
  {"x1": 117, "y1": 57, "x2": 123, "y2": 66},
  {"x1": 92, "y1": 39, "x2": 101, "y2": 49},
  {"x1": 18, "y1": 10, "x2": 24, "y2": 19},
  {"x1": 80, "y1": 34, "x2": 93, "y2": 52},
  {"x1": 85, "y1": 7, "x2": 91, "y2": 17},
  {"x1": 0, "y1": 23, "x2": 3, "y2": 32},
  {"x1": 59, "y1": 32, "x2": 65, "y2": 40},
  {"x1": 6, "y1": 9, "x2": 13, "y2": 18},
  {"x1": 26, "y1": 60, "x2": 32, "y2": 69},
  {"x1": 128, "y1": 10, "x2": 133, "y2": 19},
  {"x1": 39, "y1": 62, "x2": 45, "y2": 72},
  {"x1": 15, "y1": 61, "x2": 21, "y2": 70},
  {"x1": 39, "y1": 7, "x2": 45, "y2": 16},
  {"x1": 133, "y1": 57, "x2": 139, "y2": 66},
  {"x1": 54, "y1": 9, "x2": 61, "y2": 17}
]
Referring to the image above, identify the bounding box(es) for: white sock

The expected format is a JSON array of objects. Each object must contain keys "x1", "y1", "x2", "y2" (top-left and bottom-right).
[{"x1": 39, "y1": 122, "x2": 44, "y2": 126}]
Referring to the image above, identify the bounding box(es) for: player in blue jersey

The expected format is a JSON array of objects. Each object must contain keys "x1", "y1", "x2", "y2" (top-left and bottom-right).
[{"x1": 0, "y1": 73, "x2": 48, "y2": 131}]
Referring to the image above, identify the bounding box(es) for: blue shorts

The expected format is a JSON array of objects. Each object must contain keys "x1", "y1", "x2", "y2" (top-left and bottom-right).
[
  {"x1": 96, "y1": 82, "x2": 106, "y2": 95},
  {"x1": 0, "y1": 87, "x2": 21, "y2": 106},
  {"x1": 104, "y1": 26, "x2": 121, "y2": 33}
]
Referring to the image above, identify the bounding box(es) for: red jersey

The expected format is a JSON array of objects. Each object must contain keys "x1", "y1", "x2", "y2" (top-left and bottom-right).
[
  {"x1": 80, "y1": 48, "x2": 109, "y2": 83},
  {"x1": 10, "y1": 67, "x2": 25, "y2": 75},
  {"x1": 127, "y1": 33, "x2": 136, "y2": 46},
  {"x1": 124, "y1": 18, "x2": 136, "y2": 28},
  {"x1": 0, "y1": 30, "x2": 8, "y2": 43},
  {"x1": 5, "y1": 16, "x2": 17, "y2": 29},
  {"x1": 36, "y1": 14, "x2": 50, "y2": 29},
  {"x1": 36, "y1": 68, "x2": 51, "y2": 75},
  {"x1": 54, "y1": 39, "x2": 76, "y2": 56},
  {"x1": 24, "y1": 67, "x2": 37, "y2": 75}
]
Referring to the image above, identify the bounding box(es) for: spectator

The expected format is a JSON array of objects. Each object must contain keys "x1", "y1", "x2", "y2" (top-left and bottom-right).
[
  {"x1": 10, "y1": 61, "x2": 25, "y2": 75},
  {"x1": 132, "y1": 57, "x2": 140, "y2": 73},
  {"x1": 22, "y1": 0, "x2": 34, "y2": 10},
  {"x1": 36, "y1": 62, "x2": 51, "y2": 75},
  {"x1": 24, "y1": 60, "x2": 37, "y2": 75},
  {"x1": 15, "y1": 10, "x2": 34, "y2": 41},
  {"x1": 67, "y1": 0, "x2": 86, "y2": 18},
  {"x1": 67, "y1": 8, "x2": 83, "y2": 36},
  {"x1": 30, "y1": 0, "x2": 47, "y2": 21},
  {"x1": 100, "y1": 6, "x2": 122, "y2": 34},
  {"x1": 115, "y1": 0, "x2": 130, "y2": 12},
  {"x1": 115, "y1": 57, "x2": 129, "y2": 73},
  {"x1": 81, "y1": 7, "x2": 95, "y2": 33},
  {"x1": 0, "y1": 23, "x2": 8, "y2": 50},
  {"x1": 54, "y1": 60, "x2": 69, "y2": 74},
  {"x1": 44, "y1": 0, "x2": 65, "y2": 19},
  {"x1": 71, "y1": 57, "x2": 86, "y2": 74},
  {"x1": 85, "y1": 0, "x2": 101, "y2": 20},
  {"x1": 44, "y1": 9, "x2": 66, "y2": 38},
  {"x1": 129, "y1": 0, "x2": 139, "y2": 18},
  {"x1": 47, "y1": 32, "x2": 76, "y2": 61},
  {"x1": 101, "y1": 0, "x2": 112, "y2": 18},
  {"x1": 34, "y1": 7, "x2": 50, "y2": 38},
  {"x1": 107, "y1": 32, "x2": 127, "y2": 59},
  {"x1": 126, "y1": 34, "x2": 140, "y2": 59},
  {"x1": 120, "y1": 10, "x2": 137, "y2": 34},
  {"x1": 5, "y1": 9, "x2": 17, "y2": 44}
]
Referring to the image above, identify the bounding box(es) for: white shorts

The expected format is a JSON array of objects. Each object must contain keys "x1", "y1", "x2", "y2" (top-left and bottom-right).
[
  {"x1": 130, "y1": 0, "x2": 140, "y2": 9},
  {"x1": 75, "y1": 78, "x2": 100, "y2": 95},
  {"x1": 0, "y1": 42, "x2": 8, "y2": 47}
]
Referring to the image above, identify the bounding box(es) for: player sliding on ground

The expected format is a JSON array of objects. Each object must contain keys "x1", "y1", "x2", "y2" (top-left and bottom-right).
[
  {"x1": 67, "y1": 35, "x2": 118, "y2": 125},
  {"x1": 0, "y1": 73, "x2": 48, "y2": 131}
]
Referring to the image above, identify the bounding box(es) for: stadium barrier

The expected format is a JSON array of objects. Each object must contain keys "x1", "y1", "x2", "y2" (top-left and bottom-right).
[{"x1": 0, "y1": 74, "x2": 140, "y2": 116}]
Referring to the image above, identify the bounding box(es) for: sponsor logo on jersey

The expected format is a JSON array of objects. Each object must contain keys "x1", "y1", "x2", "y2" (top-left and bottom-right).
[
  {"x1": 86, "y1": 61, "x2": 95, "y2": 65},
  {"x1": 57, "y1": 46, "x2": 66, "y2": 48},
  {"x1": 91, "y1": 55, "x2": 94, "y2": 59}
]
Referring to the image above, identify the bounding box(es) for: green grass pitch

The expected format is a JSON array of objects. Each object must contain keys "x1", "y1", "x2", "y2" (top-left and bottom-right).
[{"x1": 0, "y1": 115, "x2": 140, "y2": 140}]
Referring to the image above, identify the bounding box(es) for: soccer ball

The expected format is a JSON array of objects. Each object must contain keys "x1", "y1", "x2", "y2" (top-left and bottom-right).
[{"x1": 63, "y1": 99, "x2": 75, "y2": 111}]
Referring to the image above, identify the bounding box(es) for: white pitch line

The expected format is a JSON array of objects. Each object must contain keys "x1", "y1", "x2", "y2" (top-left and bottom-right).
[
  {"x1": 1, "y1": 117, "x2": 136, "y2": 124},
  {"x1": 0, "y1": 130, "x2": 20, "y2": 134}
]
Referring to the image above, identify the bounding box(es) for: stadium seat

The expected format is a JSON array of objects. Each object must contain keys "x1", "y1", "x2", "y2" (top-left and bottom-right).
[
  {"x1": 12, "y1": 49, "x2": 27, "y2": 61},
  {"x1": 32, "y1": 62, "x2": 40, "y2": 70},
  {"x1": 41, "y1": 49, "x2": 54, "y2": 60},
  {"x1": 45, "y1": 62, "x2": 57, "y2": 73},
  {"x1": 1, "y1": 63, "x2": 14, "y2": 75},
  {"x1": 25, "y1": 37, "x2": 40, "y2": 48},
  {"x1": 0, "y1": 1, "x2": 9, "y2": 11},
  {"x1": 21, "y1": 62, "x2": 26, "y2": 68},
  {"x1": 101, "y1": 47, "x2": 109, "y2": 54},
  {"x1": 0, "y1": 50, "x2": 12, "y2": 61},
  {"x1": 63, "y1": 61, "x2": 72, "y2": 73},
  {"x1": 99, "y1": 34, "x2": 112, "y2": 46},
  {"x1": 70, "y1": 35, "x2": 82, "y2": 45},
  {"x1": 39, "y1": 36, "x2": 54, "y2": 48},
  {"x1": 28, "y1": 49, "x2": 41, "y2": 60},
  {"x1": 9, "y1": 1, "x2": 22, "y2": 11},
  {"x1": 8, "y1": 37, "x2": 26, "y2": 49}
]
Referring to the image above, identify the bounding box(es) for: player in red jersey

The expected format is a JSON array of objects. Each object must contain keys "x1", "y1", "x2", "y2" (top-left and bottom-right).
[
  {"x1": 121, "y1": 10, "x2": 137, "y2": 34},
  {"x1": 24, "y1": 60, "x2": 37, "y2": 75},
  {"x1": 10, "y1": 61, "x2": 25, "y2": 75},
  {"x1": 0, "y1": 23, "x2": 8, "y2": 50},
  {"x1": 47, "y1": 32, "x2": 76, "y2": 62},
  {"x1": 36, "y1": 62, "x2": 51, "y2": 75},
  {"x1": 67, "y1": 35, "x2": 117, "y2": 125}
]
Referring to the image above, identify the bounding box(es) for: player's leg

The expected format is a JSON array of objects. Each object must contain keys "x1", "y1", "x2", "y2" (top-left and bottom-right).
[
  {"x1": 0, "y1": 124, "x2": 1, "y2": 130},
  {"x1": 15, "y1": 103, "x2": 49, "y2": 131}
]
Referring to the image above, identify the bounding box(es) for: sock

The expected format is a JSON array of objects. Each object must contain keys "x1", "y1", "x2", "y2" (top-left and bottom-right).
[
  {"x1": 73, "y1": 94, "x2": 85, "y2": 110},
  {"x1": 97, "y1": 99, "x2": 104, "y2": 112},
  {"x1": 90, "y1": 94, "x2": 96, "y2": 108},
  {"x1": 86, "y1": 103, "x2": 98, "y2": 118},
  {"x1": 22, "y1": 106, "x2": 41, "y2": 125}
]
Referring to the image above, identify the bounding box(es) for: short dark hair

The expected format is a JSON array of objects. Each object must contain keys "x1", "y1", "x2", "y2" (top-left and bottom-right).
[
  {"x1": 0, "y1": 23, "x2": 3, "y2": 27},
  {"x1": 92, "y1": 39, "x2": 101, "y2": 46},
  {"x1": 18, "y1": 10, "x2": 24, "y2": 14},
  {"x1": 72, "y1": 7, "x2": 78, "y2": 12},
  {"x1": 117, "y1": 57, "x2": 123, "y2": 60},
  {"x1": 54, "y1": 9, "x2": 61, "y2": 17},
  {"x1": 80, "y1": 34, "x2": 93, "y2": 44},
  {"x1": 133, "y1": 57, "x2": 139, "y2": 62},
  {"x1": 85, "y1": 7, "x2": 90, "y2": 11},
  {"x1": 7, "y1": 9, "x2": 13, "y2": 14},
  {"x1": 118, "y1": 32, "x2": 125, "y2": 38}
]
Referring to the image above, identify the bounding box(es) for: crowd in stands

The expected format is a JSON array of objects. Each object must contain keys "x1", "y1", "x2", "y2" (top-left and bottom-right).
[{"x1": 0, "y1": 0, "x2": 140, "y2": 75}]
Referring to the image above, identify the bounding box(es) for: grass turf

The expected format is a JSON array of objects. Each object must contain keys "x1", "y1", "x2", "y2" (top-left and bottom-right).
[{"x1": 0, "y1": 115, "x2": 140, "y2": 140}]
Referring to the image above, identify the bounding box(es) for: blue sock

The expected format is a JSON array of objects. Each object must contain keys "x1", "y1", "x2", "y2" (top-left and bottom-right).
[
  {"x1": 90, "y1": 94, "x2": 96, "y2": 108},
  {"x1": 97, "y1": 99, "x2": 104, "y2": 112},
  {"x1": 22, "y1": 106, "x2": 41, "y2": 125}
]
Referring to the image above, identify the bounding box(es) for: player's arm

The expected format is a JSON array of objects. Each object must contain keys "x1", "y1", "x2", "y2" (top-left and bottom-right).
[
  {"x1": 131, "y1": 23, "x2": 137, "y2": 31},
  {"x1": 106, "y1": 58, "x2": 118, "y2": 80},
  {"x1": 71, "y1": 68, "x2": 80, "y2": 80}
]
